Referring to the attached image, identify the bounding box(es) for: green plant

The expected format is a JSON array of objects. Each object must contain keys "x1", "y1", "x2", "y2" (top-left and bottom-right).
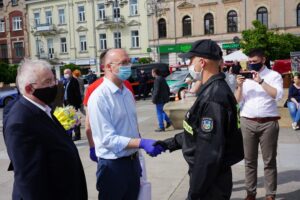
[
  {"x1": 138, "y1": 57, "x2": 152, "y2": 64},
  {"x1": 60, "y1": 63, "x2": 81, "y2": 74}
]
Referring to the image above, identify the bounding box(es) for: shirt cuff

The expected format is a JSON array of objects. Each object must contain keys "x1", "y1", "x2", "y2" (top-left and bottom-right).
[{"x1": 116, "y1": 136, "x2": 131, "y2": 153}]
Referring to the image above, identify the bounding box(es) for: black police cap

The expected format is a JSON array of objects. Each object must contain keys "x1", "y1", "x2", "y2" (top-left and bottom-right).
[{"x1": 179, "y1": 39, "x2": 222, "y2": 61}]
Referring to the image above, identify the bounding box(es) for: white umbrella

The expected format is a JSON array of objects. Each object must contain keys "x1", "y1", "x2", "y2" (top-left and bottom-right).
[{"x1": 223, "y1": 50, "x2": 248, "y2": 61}]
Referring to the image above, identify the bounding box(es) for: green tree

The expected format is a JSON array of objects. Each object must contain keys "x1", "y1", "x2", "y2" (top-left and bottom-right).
[
  {"x1": 138, "y1": 57, "x2": 152, "y2": 64},
  {"x1": 241, "y1": 20, "x2": 300, "y2": 60},
  {"x1": 0, "y1": 62, "x2": 9, "y2": 83},
  {"x1": 60, "y1": 63, "x2": 81, "y2": 74}
]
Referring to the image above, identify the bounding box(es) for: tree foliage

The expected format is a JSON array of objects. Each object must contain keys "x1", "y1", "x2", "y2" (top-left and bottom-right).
[
  {"x1": 0, "y1": 62, "x2": 18, "y2": 84},
  {"x1": 241, "y1": 20, "x2": 300, "y2": 60},
  {"x1": 60, "y1": 63, "x2": 81, "y2": 74}
]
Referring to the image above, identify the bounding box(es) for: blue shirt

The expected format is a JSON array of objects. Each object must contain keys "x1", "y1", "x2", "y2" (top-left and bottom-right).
[{"x1": 88, "y1": 77, "x2": 139, "y2": 159}]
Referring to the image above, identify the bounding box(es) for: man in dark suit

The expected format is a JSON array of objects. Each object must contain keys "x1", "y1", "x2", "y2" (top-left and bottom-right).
[
  {"x1": 63, "y1": 68, "x2": 82, "y2": 140},
  {"x1": 4, "y1": 59, "x2": 87, "y2": 200},
  {"x1": 151, "y1": 68, "x2": 172, "y2": 132}
]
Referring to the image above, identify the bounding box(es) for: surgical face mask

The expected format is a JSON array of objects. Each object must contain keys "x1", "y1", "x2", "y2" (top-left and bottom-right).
[
  {"x1": 32, "y1": 85, "x2": 58, "y2": 105},
  {"x1": 248, "y1": 62, "x2": 263, "y2": 72},
  {"x1": 189, "y1": 64, "x2": 203, "y2": 81},
  {"x1": 64, "y1": 74, "x2": 70, "y2": 79},
  {"x1": 116, "y1": 65, "x2": 132, "y2": 80}
]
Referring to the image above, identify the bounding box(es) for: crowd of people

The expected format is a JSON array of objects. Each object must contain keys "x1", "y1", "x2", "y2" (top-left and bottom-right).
[{"x1": 3, "y1": 39, "x2": 286, "y2": 200}]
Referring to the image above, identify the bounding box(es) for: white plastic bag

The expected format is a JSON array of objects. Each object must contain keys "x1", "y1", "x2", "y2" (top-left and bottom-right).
[{"x1": 138, "y1": 152, "x2": 151, "y2": 200}]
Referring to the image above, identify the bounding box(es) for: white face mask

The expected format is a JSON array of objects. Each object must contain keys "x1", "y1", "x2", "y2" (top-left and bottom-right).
[
  {"x1": 189, "y1": 64, "x2": 203, "y2": 81},
  {"x1": 64, "y1": 74, "x2": 70, "y2": 79}
]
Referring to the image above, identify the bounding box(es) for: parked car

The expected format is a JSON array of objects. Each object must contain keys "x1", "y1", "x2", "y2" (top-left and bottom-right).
[
  {"x1": 128, "y1": 63, "x2": 170, "y2": 96},
  {"x1": 0, "y1": 88, "x2": 18, "y2": 107},
  {"x1": 166, "y1": 70, "x2": 190, "y2": 99}
]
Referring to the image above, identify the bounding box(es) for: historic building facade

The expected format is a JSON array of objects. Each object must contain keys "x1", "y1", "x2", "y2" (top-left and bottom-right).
[
  {"x1": 0, "y1": 0, "x2": 29, "y2": 64},
  {"x1": 26, "y1": 0, "x2": 149, "y2": 73},
  {"x1": 147, "y1": 0, "x2": 300, "y2": 65}
]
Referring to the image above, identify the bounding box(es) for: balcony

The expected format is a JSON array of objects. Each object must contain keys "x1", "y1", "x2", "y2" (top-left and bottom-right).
[
  {"x1": 38, "y1": 52, "x2": 56, "y2": 60},
  {"x1": 102, "y1": 16, "x2": 126, "y2": 29},
  {"x1": 223, "y1": 0, "x2": 242, "y2": 3},
  {"x1": 34, "y1": 23, "x2": 57, "y2": 36}
]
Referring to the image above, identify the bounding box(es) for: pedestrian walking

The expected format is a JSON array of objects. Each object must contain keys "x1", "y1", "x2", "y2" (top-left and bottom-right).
[
  {"x1": 151, "y1": 68, "x2": 172, "y2": 132},
  {"x1": 235, "y1": 48, "x2": 283, "y2": 200},
  {"x1": 138, "y1": 69, "x2": 148, "y2": 100}
]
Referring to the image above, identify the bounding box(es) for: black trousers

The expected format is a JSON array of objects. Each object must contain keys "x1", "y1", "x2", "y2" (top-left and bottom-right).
[{"x1": 187, "y1": 167, "x2": 233, "y2": 200}]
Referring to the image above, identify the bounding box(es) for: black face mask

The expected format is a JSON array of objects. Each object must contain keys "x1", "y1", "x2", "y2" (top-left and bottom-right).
[
  {"x1": 248, "y1": 62, "x2": 263, "y2": 72},
  {"x1": 32, "y1": 85, "x2": 58, "y2": 105}
]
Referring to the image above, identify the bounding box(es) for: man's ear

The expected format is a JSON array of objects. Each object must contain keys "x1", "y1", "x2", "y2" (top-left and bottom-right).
[
  {"x1": 25, "y1": 84, "x2": 33, "y2": 94},
  {"x1": 262, "y1": 57, "x2": 266, "y2": 64}
]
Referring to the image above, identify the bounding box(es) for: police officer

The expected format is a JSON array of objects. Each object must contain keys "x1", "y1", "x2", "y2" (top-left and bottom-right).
[{"x1": 154, "y1": 39, "x2": 244, "y2": 200}]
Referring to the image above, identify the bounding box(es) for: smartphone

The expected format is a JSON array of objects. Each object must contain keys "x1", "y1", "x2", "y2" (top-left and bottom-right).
[{"x1": 239, "y1": 72, "x2": 253, "y2": 79}]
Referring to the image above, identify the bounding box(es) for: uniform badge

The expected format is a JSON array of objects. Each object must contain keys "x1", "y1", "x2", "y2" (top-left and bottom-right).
[{"x1": 201, "y1": 118, "x2": 213, "y2": 132}]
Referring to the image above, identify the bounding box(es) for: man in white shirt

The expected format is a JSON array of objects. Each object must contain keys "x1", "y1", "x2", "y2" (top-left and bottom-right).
[
  {"x1": 235, "y1": 49, "x2": 283, "y2": 200},
  {"x1": 88, "y1": 49, "x2": 164, "y2": 200}
]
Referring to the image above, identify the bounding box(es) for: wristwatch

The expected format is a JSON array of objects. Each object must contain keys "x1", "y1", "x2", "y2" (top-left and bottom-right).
[{"x1": 259, "y1": 79, "x2": 264, "y2": 85}]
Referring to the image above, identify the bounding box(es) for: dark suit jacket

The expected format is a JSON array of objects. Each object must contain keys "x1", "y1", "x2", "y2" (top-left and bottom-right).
[
  {"x1": 65, "y1": 77, "x2": 82, "y2": 109},
  {"x1": 3, "y1": 96, "x2": 87, "y2": 200},
  {"x1": 152, "y1": 76, "x2": 170, "y2": 104}
]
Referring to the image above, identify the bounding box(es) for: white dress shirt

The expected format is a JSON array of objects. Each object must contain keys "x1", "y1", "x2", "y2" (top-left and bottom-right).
[
  {"x1": 88, "y1": 77, "x2": 139, "y2": 159},
  {"x1": 23, "y1": 95, "x2": 53, "y2": 119},
  {"x1": 240, "y1": 67, "x2": 283, "y2": 118}
]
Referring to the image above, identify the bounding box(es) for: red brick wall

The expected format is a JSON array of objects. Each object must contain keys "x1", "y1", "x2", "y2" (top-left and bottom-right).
[{"x1": 9, "y1": 10, "x2": 24, "y2": 37}]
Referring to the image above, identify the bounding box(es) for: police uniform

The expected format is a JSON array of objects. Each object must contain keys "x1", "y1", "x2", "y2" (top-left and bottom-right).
[{"x1": 159, "y1": 73, "x2": 244, "y2": 200}]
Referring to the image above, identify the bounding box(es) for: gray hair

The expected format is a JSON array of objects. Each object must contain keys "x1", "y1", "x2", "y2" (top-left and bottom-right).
[{"x1": 17, "y1": 59, "x2": 52, "y2": 94}]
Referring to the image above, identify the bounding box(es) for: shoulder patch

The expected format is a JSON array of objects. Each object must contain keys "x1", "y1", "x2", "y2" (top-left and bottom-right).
[{"x1": 201, "y1": 117, "x2": 214, "y2": 133}]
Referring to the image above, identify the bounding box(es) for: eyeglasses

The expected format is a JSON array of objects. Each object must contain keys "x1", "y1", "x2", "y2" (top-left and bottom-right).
[
  {"x1": 110, "y1": 61, "x2": 132, "y2": 66},
  {"x1": 31, "y1": 79, "x2": 58, "y2": 86}
]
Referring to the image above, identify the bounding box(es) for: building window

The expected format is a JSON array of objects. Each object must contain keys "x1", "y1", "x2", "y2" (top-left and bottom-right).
[
  {"x1": 80, "y1": 35, "x2": 87, "y2": 51},
  {"x1": 297, "y1": 4, "x2": 300, "y2": 26},
  {"x1": 78, "y1": 6, "x2": 86, "y2": 22},
  {"x1": 0, "y1": 19, "x2": 5, "y2": 32},
  {"x1": 130, "y1": 0, "x2": 138, "y2": 16},
  {"x1": 99, "y1": 34, "x2": 107, "y2": 50},
  {"x1": 11, "y1": 0, "x2": 17, "y2": 6},
  {"x1": 113, "y1": 1, "x2": 120, "y2": 19},
  {"x1": 257, "y1": 7, "x2": 268, "y2": 27},
  {"x1": 45, "y1": 10, "x2": 52, "y2": 25},
  {"x1": 182, "y1": 16, "x2": 191, "y2": 36},
  {"x1": 227, "y1": 10, "x2": 238, "y2": 33},
  {"x1": 34, "y1": 13, "x2": 40, "y2": 26},
  {"x1": 47, "y1": 39, "x2": 54, "y2": 57},
  {"x1": 58, "y1": 8, "x2": 65, "y2": 24},
  {"x1": 60, "y1": 38, "x2": 67, "y2": 53},
  {"x1": 14, "y1": 42, "x2": 23, "y2": 57},
  {"x1": 131, "y1": 30, "x2": 139, "y2": 48},
  {"x1": 114, "y1": 32, "x2": 121, "y2": 48},
  {"x1": 12, "y1": 16, "x2": 22, "y2": 31},
  {"x1": 204, "y1": 13, "x2": 214, "y2": 35},
  {"x1": 0, "y1": 0, "x2": 3, "y2": 8},
  {"x1": 158, "y1": 18, "x2": 167, "y2": 38},
  {"x1": 0, "y1": 44, "x2": 8, "y2": 59},
  {"x1": 98, "y1": 3, "x2": 106, "y2": 20}
]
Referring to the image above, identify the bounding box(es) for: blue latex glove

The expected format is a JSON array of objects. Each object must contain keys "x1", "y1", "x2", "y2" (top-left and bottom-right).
[
  {"x1": 139, "y1": 139, "x2": 164, "y2": 157},
  {"x1": 89, "y1": 147, "x2": 98, "y2": 163}
]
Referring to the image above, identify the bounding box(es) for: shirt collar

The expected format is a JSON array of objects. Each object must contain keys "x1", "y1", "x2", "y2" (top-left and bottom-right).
[
  {"x1": 103, "y1": 77, "x2": 124, "y2": 94},
  {"x1": 259, "y1": 66, "x2": 268, "y2": 76},
  {"x1": 23, "y1": 95, "x2": 51, "y2": 113}
]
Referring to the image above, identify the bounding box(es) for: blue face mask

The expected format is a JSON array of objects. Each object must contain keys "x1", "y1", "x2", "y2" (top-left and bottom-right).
[
  {"x1": 116, "y1": 65, "x2": 132, "y2": 80},
  {"x1": 248, "y1": 62, "x2": 263, "y2": 71}
]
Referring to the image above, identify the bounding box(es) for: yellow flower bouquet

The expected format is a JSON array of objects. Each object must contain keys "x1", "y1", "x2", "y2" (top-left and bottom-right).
[{"x1": 53, "y1": 106, "x2": 81, "y2": 134}]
